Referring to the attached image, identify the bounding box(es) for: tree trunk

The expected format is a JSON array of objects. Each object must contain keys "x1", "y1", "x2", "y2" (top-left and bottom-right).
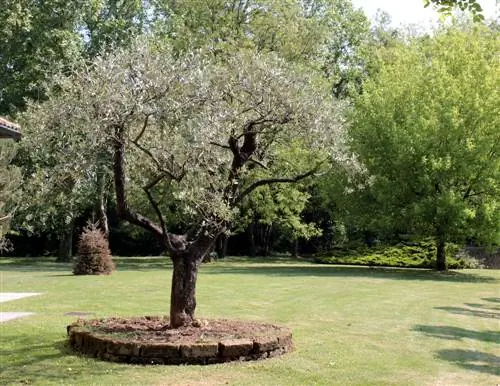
[
  {"x1": 292, "y1": 238, "x2": 299, "y2": 258},
  {"x1": 57, "y1": 219, "x2": 75, "y2": 262},
  {"x1": 169, "y1": 234, "x2": 217, "y2": 328},
  {"x1": 96, "y1": 171, "x2": 109, "y2": 238},
  {"x1": 436, "y1": 232, "x2": 447, "y2": 271},
  {"x1": 170, "y1": 253, "x2": 200, "y2": 328},
  {"x1": 249, "y1": 221, "x2": 257, "y2": 257},
  {"x1": 215, "y1": 233, "x2": 228, "y2": 258},
  {"x1": 263, "y1": 224, "x2": 272, "y2": 256}
]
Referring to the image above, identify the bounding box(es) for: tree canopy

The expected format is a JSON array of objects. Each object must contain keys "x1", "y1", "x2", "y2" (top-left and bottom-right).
[
  {"x1": 19, "y1": 38, "x2": 351, "y2": 324},
  {"x1": 347, "y1": 23, "x2": 500, "y2": 269}
]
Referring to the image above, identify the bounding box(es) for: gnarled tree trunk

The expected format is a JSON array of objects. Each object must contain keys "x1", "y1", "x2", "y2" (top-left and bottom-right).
[
  {"x1": 170, "y1": 253, "x2": 201, "y2": 328},
  {"x1": 169, "y1": 234, "x2": 216, "y2": 328}
]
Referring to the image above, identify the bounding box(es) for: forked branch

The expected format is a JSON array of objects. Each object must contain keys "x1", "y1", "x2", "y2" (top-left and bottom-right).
[{"x1": 232, "y1": 161, "x2": 324, "y2": 206}]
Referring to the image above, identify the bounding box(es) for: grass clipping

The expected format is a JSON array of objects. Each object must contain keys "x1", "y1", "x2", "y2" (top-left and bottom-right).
[{"x1": 73, "y1": 223, "x2": 115, "y2": 275}]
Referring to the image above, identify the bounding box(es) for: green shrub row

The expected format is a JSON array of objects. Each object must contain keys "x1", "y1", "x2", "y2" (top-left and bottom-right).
[{"x1": 314, "y1": 240, "x2": 479, "y2": 269}]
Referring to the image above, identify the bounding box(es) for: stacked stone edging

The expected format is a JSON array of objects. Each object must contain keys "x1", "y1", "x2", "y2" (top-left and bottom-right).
[{"x1": 67, "y1": 319, "x2": 293, "y2": 365}]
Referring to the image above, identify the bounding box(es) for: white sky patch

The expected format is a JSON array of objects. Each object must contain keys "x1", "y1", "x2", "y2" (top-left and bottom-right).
[{"x1": 351, "y1": 0, "x2": 499, "y2": 27}]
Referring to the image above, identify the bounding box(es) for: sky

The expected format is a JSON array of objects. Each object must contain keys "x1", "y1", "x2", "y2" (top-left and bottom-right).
[{"x1": 351, "y1": 0, "x2": 498, "y2": 27}]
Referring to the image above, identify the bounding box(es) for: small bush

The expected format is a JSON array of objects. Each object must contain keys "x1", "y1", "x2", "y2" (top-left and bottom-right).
[{"x1": 73, "y1": 223, "x2": 115, "y2": 275}]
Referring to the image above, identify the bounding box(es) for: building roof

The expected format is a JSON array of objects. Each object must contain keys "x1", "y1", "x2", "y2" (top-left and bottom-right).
[{"x1": 0, "y1": 117, "x2": 21, "y2": 141}]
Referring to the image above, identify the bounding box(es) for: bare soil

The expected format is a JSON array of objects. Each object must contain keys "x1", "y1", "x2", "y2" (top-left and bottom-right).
[{"x1": 77, "y1": 316, "x2": 286, "y2": 344}]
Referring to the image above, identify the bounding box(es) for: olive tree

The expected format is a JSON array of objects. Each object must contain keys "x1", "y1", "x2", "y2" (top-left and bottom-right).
[
  {"x1": 0, "y1": 142, "x2": 21, "y2": 250},
  {"x1": 21, "y1": 40, "x2": 349, "y2": 327}
]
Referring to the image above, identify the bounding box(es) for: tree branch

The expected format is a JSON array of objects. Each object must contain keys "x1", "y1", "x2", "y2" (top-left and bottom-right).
[
  {"x1": 143, "y1": 174, "x2": 168, "y2": 237},
  {"x1": 209, "y1": 141, "x2": 230, "y2": 150},
  {"x1": 133, "y1": 113, "x2": 151, "y2": 143},
  {"x1": 232, "y1": 162, "x2": 323, "y2": 206},
  {"x1": 248, "y1": 157, "x2": 268, "y2": 169},
  {"x1": 130, "y1": 136, "x2": 185, "y2": 182},
  {"x1": 113, "y1": 123, "x2": 179, "y2": 252}
]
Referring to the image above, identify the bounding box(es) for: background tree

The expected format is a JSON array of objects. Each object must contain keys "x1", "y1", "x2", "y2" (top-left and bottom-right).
[
  {"x1": 0, "y1": 142, "x2": 22, "y2": 251},
  {"x1": 158, "y1": 0, "x2": 370, "y2": 96},
  {"x1": 424, "y1": 0, "x2": 485, "y2": 21},
  {"x1": 235, "y1": 143, "x2": 323, "y2": 257},
  {"x1": 347, "y1": 23, "x2": 500, "y2": 270},
  {"x1": 3, "y1": 0, "x2": 149, "y2": 259}
]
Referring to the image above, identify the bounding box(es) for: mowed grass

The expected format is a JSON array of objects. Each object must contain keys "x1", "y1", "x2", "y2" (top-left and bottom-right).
[{"x1": 0, "y1": 256, "x2": 499, "y2": 386}]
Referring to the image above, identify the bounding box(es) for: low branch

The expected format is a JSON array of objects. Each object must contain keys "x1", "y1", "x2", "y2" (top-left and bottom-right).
[
  {"x1": 143, "y1": 174, "x2": 168, "y2": 237},
  {"x1": 130, "y1": 137, "x2": 184, "y2": 182},
  {"x1": 133, "y1": 113, "x2": 151, "y2": 143},
  {"x1": 248, "y1": 157, "x2": 268, "y2": 169},
  {"x1": 113, "y1": 123, "x2": 177, "y2": 252},
  {"x1": 209, "y1": 141, "x2": 231, "y2": 150},
  {"x1": 462, "y1": 147, "x2": 497, "y2": 200},
  {"x1": 232, "y1": 162, "x2": 323, "y2": 206}
]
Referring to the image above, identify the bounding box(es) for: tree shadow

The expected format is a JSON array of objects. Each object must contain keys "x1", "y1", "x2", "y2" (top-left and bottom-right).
[
  {"x1": 434, "y1": 306, "x2": 500, "y2": 319},
  {"x1": 114, "y1": 257, "x2": 170, "y2": 271},
  {"x1": 0, "y1": 256, "x2": 170, "y2": 272},
  {"x1": 482, "y1": 297, "x2": 500, "y2": 303},
  {"x1": 436, "y1": 349, "x2": 500, "y2": 376},
  {"x1": 463, "y1": 302, "x2": 500, "y2": 311},
  {"x1": 0, "y1": 258, "x2": 72, "y2": 272},
  {"x1": 0, "y1": 334, "x2": 118, "y2": 384},
  {"x1": 202, "y1": 264, "x2": 498, "y2": 283},
  {"x1": 412, "y1": 325, "x2": 500, "y2": 343}
]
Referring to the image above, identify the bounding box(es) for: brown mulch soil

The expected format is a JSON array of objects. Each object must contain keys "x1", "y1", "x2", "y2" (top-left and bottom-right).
[{"x1": 77, "y1": 316, "x2": 286, "y2": 344}]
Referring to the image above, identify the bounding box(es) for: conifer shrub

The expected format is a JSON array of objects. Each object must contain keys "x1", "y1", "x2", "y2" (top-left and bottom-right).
[
  {"x1": 73, "y1": 223, "x2": 115, "y2": 275},
  {"x1": 314, "y1": 240, "x2": 476, "y2": 269}
]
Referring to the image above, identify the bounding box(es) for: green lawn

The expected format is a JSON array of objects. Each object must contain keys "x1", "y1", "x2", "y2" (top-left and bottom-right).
[{"x1": 1, "y1": 256, "x2": 499, "y2": 385}]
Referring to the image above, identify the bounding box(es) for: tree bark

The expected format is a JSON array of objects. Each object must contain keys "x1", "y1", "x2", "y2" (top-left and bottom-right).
[
  {"x1": 169, "y1": 234, "x2": 216, "y2": 328},
  {"x1": 170, "y1": 253, "x2": 200, "y2": 328},
  {"x1": 57, "y1": 218, "x2": 75, "y2": 262},
  {"x1": 215, "y1": 233, "x2": 228, "y2": 258},
  {"x1": 436, "y1": 231, "x2": 447, "y2": 271},
  {"x1": 263, "y1": 224, "x2": 272, "y2": 256},
  {"x1": 292, "y1": 238, "x2": 299, "y2": 258},
  {"x1": 96, "y1": 171, "x2": 109, "y2": 238},
  {"x1": 248, "y1": 221, "x2": 257, "y2": 257}
]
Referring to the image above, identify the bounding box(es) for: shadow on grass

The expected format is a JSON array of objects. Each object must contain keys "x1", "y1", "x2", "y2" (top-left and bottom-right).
[
  {"x1": 436, "y1": 349, "x2": 500, "y2": 376},
  {"x1": 1, "y1": 256, "x2": 498, "y2": 283},
  {"x1": 464, "y1": 302, "x2": 500, "y2": 311},
  {"x1": 0, "y1": 334, "x2": 122, "y2": 384},
  {"x1": 482, "y1": 297, "x2": 500, "y2": 303},
  {"x1": 434, "y1": 306, "x2": 500, "y2": 319},
  {"x1": 0, "y1": 257, "x2": 72, "y2": 272},
  {"x1": 203, "y1": 264, "x2": 498, "y2": 283},
  {"x1": 0, "y1": 256, "x2": 170, "y2": 272},
  {"x1": 413, "y1": 325, "x2": 500, "y2": 343},
  {"x1": 114, "y1": 257, "x2": 170, "y2": 271}
]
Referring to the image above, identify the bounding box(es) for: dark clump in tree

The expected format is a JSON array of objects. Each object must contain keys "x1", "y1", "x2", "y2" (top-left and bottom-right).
[{"x1": 73, "y1": 223, "x2": 115, "y2": 275}]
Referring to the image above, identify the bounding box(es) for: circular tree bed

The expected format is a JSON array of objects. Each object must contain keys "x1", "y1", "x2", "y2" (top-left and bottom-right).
[{"x1": 67, "y1": 316, "x2": 293, "y2": 365}]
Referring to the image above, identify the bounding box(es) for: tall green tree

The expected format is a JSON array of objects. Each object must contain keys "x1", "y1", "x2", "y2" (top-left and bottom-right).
[
  {"x1": 0, "y1": 0, "x2": 84, "y2": 115},
  {"x1": 4, "y1": 1, "x2": 149, "y2": 259},
  {"x1": 158, "y1": 0, "x2": 370, "y2": 94},
  {"x1": 348, "y1": 24, "x2": 500, "y2": 270}
]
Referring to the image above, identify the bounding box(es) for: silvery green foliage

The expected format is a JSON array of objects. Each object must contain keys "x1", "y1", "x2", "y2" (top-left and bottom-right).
[
  {"x1": 0, "y1": 142, "x2": 21, "y2": 250},
  {"x1": 20, "y1": 39, "x2": 350, "y2": 234}
]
